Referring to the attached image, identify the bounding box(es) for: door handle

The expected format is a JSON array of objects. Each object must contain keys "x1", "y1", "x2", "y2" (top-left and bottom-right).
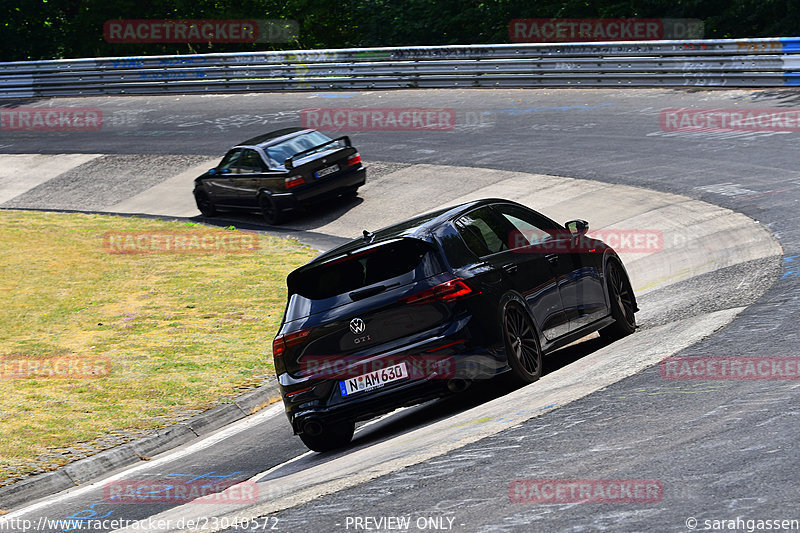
[
  {"x1": 502, "y1": 263, "x2": 518, "y2": 275},
  {"x1": 545, "y1": 254, "x2": 559, "y2": 264}
]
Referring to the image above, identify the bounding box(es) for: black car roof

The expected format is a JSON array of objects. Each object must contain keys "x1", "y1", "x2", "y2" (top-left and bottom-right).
[
  {"x1": 308, "y1": 198, "x2": 522, "y2": 266},
  {"x1": 238, "y1": 128, "x2": 311, "y2": 148}
]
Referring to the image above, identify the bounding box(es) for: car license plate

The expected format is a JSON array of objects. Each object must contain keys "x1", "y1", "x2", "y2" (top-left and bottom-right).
[
  {"x1": 315, "y1": 164, "x2": 338, "y2": 178},
  {"x1": 339, "y1": 363, "x2": 409, "y2": 397}
]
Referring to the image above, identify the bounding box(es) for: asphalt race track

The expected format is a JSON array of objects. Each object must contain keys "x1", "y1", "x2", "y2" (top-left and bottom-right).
[{"x1": 1, "y1": 88, "x2": 799, "y2": 532}]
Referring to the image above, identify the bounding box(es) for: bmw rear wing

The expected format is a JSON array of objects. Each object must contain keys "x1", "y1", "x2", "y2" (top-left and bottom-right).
[{"x1": 283, "y1": 136, "x2": 353, "y2": 170}]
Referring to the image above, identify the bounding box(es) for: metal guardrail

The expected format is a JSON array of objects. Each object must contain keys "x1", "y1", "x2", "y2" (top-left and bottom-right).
[{"x1": 1, "y1": 37, "x2": 799, "y2": 98}]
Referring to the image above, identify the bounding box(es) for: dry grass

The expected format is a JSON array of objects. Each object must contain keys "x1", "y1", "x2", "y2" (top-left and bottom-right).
[{"x1": 0, "y1": 210, "x2": 317, "y2": 482}]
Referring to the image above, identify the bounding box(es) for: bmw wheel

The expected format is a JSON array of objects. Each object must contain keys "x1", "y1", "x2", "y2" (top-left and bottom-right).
[
  {"x1": 194, "y1": 192, "x2": 217, "y2": 217},
  {"x1": 259, "y1": 194, "x2": 285, "y2": 225}
]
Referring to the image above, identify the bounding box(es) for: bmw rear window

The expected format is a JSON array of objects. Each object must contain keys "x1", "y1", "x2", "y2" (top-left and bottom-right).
[
  {"x1": 288, "y1": 239, "x2": 439, "y2": 301},
  {"x1": 265, "y1": 131, "x2": 336, "y2": 165}
]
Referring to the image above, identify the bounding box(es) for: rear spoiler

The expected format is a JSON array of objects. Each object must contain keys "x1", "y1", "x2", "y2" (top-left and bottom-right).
[{"x1": 284, "y1": 136, "x2": 352, "y2": 169}]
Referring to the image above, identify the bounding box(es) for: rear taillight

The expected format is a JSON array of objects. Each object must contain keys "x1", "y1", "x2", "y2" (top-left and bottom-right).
[
  {"x1": 285, "y1": 176, "x2": 306, "y2": 189},
  {"x1": 347, "y1": 154, "x2": 362, "y2": 166},
  {"x1": 272, "y1": 328, "x2": 311, "y2": 357},
  {"x1": 400, "y1": 278, "x2": 473, "y2": 305}
]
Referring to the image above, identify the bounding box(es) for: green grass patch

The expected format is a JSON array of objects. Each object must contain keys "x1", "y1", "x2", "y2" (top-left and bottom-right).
[{"x1": 0, "y1": 210, "x2": 317, "y2": 482}]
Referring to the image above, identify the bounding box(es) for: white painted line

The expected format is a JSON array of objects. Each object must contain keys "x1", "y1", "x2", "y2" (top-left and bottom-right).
[{"x1": 250, "y1": 406, "x2": 418, "y2": 482}]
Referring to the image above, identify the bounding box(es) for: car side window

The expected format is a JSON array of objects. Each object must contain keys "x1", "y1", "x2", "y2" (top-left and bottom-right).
[
  {"x1": 218, "y1": 149, "x2": 242, "y2": 173},
  {"x1": 239, "y1": 149, "x2": 267, "y2": 173},
  {"x1": 455, "y1": 207, "x2": 510, "y2": 257},
  {"x1": 494, "y1": 204, "x2": 560, "y2": 249}
]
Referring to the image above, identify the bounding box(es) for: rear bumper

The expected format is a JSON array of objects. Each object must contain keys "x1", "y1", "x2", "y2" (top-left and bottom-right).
[
  {"x1": 288, "y1": 377, "x2": 449, "y2": 434},
  {"x1": 280, "y1": 348, "x2": 507, "y2": 435},
  {"x1": 278, "y1": 305, "x2": 508, "y2": 435},
  {"x1": 272, "y1": 166, "x2": 366, "y2": 213}
]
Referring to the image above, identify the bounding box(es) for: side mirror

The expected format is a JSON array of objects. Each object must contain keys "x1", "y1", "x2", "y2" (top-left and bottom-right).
[
  {"x1": 284, "y1": 158, "x2": 294, "y2": 170},
  {"x1": 208, "y1": 168, "x2": 217, "y2": 175},
  {"x1": 565, "y1": 219, "x2": 589, "y2": 236},
  {"x1": 221, "y1": 168, "x2": 232, "y2": 174}
]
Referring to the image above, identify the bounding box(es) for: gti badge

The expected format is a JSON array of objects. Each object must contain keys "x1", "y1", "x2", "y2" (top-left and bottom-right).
[{"x1": 349, "y1": 318, "x2": 366, "y2": 335}]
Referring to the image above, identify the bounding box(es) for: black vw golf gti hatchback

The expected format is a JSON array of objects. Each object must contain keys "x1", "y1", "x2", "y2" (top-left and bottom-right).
[{"x1": 273, "y1": 199, "x2": 638, "y2": 452}]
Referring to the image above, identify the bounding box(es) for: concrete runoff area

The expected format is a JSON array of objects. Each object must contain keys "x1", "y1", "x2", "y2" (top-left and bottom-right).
[
  {"x1": 108, "y1": 158, "x2": 218, "y2": 218},
  {"x1": 0, "y1": 154, "x2": 102, "y2": 205}
]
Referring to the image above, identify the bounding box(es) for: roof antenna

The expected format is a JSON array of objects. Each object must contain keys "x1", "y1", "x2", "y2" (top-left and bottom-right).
[{"x1": 362, "y1": 230, "x2": 374, "y2": 243}]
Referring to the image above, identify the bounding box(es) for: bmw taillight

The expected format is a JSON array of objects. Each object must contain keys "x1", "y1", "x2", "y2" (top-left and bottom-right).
[
  {"x1": 347, "y1": 154, "x2": 362, "y2": 166},
  {"x1": 400, "y1": 278, "x2": 474, "y2": 305},
  {"x1": 285, "y1": 176, "x2": 306, "y2": 189},
  {"x1": 272, "y1": 328, "x2": 311, "y2": 357}
]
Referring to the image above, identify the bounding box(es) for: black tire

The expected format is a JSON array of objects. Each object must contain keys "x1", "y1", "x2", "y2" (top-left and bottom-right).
[
  {"x1": 299, "y1": 421, "x2": 355, "y2": 452},
  {"x1": 599, "y1": 260, "x2": 637, "y2": 341},
  {"x1": 259, "y1": 193, "x2": 285, "y2": 225},
  {"x1": 502, "y1": 303, "x2": 543, "y2": 385},
  {"x1": 194, "y1": 192, "x2": 217, "y2": 217}
]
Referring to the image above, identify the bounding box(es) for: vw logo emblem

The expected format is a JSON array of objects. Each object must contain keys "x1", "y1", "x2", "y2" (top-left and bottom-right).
[{"x1": 349, "y1": 318, "x2": 366, "y2": 335}]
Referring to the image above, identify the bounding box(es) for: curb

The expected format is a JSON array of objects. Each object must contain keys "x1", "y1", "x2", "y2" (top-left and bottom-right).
[{"x1": 0, "y1": 380, "x2": 282, "y2": 511}]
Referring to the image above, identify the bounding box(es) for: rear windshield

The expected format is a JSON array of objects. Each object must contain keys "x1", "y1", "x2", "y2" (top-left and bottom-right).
[
  {"x1": 289, "y1": 239, "x2": 433, "y2": 301},
  {"x1": 265, "y1": 131, "x2": 336, "y2": 165}
]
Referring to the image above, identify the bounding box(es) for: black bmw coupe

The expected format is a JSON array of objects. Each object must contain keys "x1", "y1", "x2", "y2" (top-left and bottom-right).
[
  {"x1": 273, "y1": 199, "x2": 638, "y2": 451},
  {"x1": 193, "y1": 128, "x2": 366, "y2": 225}
]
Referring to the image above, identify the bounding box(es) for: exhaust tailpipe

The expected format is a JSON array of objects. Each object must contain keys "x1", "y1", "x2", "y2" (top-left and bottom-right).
[
  {"x1": 301, "y1": 418, "x2": 324, "y2": 437},
  {"x1": 447, "y1": 378, "x2": 471, "y2": 393}
]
